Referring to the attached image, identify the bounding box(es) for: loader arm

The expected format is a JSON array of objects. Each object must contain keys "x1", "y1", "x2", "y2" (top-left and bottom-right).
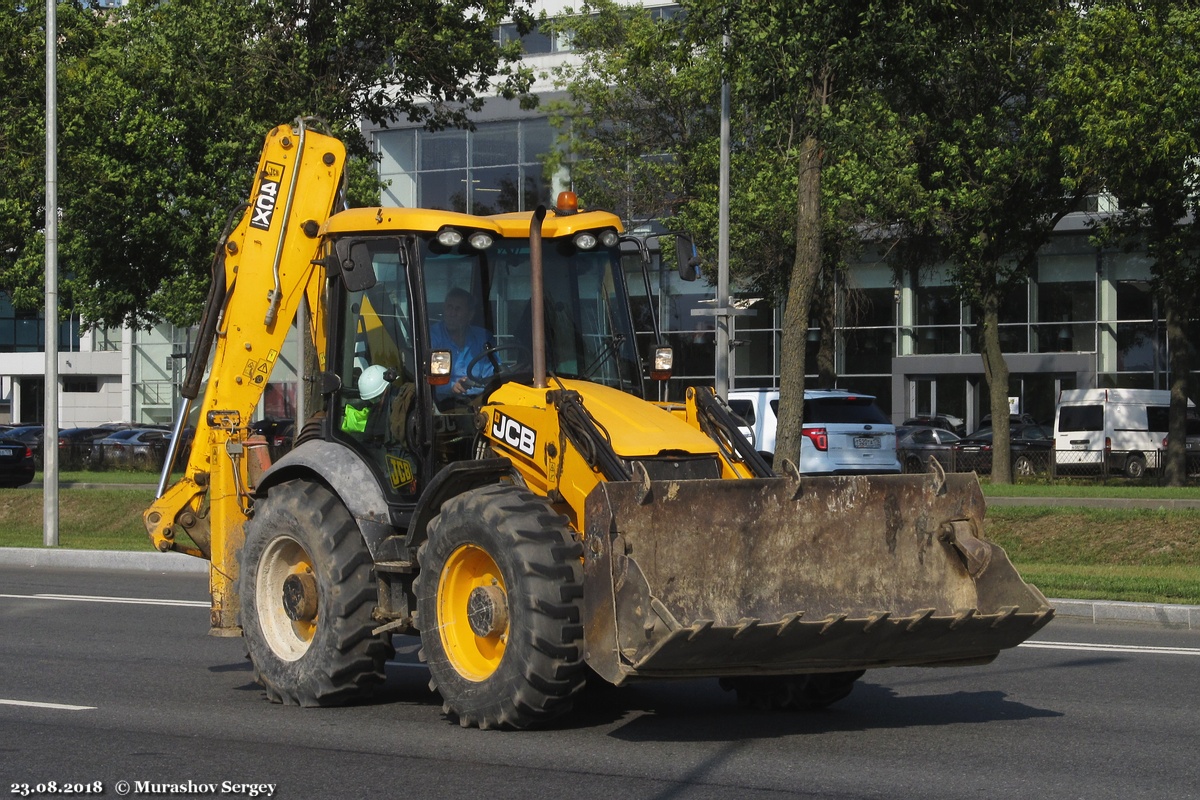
[{"x1": 143, "y1": 120, "x2": 346, "y2": 633}]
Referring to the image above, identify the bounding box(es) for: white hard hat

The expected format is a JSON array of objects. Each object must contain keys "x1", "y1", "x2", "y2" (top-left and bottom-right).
[{"x1": 358, "y1": 364, "x2": 390, "y2": 401}]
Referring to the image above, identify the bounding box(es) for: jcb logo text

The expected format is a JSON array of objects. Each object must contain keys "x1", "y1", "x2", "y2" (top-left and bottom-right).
[{"x1": 492, "y1": 411, "x2": 536, "y2": 457}]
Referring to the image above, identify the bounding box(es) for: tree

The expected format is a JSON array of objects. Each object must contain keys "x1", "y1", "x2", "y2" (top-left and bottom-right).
[
  {"x1": 886, "y1": 2, "x2": 1096, "y2": 483},
  {"x1": 0, "y1": 1, "x2": 104, "y2": 311},
  {"x1": 1054, "y1": 1, "x2": 1200, "y2": 485},
  {"x1": 550, "y1": 1, "x2": 929, "y2": 460},
  {"x1": 1, "y1": 0, "x2": 535, "y2": 328}
]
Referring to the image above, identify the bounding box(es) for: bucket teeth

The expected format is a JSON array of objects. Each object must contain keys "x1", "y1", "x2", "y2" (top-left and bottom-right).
[
  {"x1": 686, "y1": 620, "x2": 714, "y2": 641},
  {"x1": 732, "y1": 618, "x2": 761, "y2": 639},
  {"x1": 949, "y1": 608, "x2": 978, "y2": 630},
  {"x1": 906, "y1": 609, "x2": 937, "y2": 632},
  {"x1": 991, "y1": 605, "x2": 1018, "y2": 628},
  {"x1": 862, "y1": 612, "x2": 891, "y2": 633},
  {"x1": 776, "y1": 611, "x2": 804, "y2": 636},
  {"x1": 618, "y1": 606, "x2": 1056, "y2": 677}
]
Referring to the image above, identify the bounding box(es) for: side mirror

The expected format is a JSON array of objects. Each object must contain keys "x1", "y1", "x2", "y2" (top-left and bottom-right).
[
  {"x1": 323, "y1": 241, "x2": 378, "y2": 292},
  {"x1": 674, "y1": 234, "x2": 699, "y2": 281}
]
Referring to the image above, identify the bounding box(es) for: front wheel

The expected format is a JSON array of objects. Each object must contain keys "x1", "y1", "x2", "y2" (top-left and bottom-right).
[
  {"x1": 416, "y1": 483, "x2": 585, "y2": 729},
  {"x1": 240, "y1": 479, "x2": 392, "y2": 706}
]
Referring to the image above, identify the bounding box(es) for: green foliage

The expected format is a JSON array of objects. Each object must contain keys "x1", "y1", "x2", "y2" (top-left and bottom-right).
[
  {"x1": 544, "y1": 1, "x2": 720, "y2": 225},
  {"x1": 1, "y1": 0, "x2": 533, "y2": 328}
]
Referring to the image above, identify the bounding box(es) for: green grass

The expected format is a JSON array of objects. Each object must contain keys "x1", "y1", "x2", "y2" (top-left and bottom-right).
[
  {"x1": 1011, "y1": 565, "x2": 1200, "y2": 605},
  {"x1": 0, "y1": 488, "x2": 157, "y2": 550},
  {"x1": 983, "y1": 506, "x2": 1200, "y2": 604}
]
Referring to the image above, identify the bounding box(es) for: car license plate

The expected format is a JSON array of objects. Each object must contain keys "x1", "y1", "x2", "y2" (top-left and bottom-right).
[
  {"x1": 854, "y1": 437, "x2": 880, "y2": 449},
  {"x1": 0, "y1": 448, "x2": 14, "y2": 457}
]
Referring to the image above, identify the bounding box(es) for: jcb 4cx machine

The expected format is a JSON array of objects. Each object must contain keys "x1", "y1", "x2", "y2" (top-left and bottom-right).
[{"x1": 145, "y1": 120, "x2": 1053, "y2": 730}]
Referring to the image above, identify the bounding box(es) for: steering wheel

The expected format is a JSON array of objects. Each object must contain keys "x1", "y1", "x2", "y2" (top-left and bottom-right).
[{"x1": 465, "y1": 344, "x2": 533, "y2": 386}]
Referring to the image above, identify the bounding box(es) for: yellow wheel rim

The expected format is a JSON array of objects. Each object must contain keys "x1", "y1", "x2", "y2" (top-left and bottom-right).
[
  {"x1": 437, "y1": 544, "x2": 508, "y2": 681},
  {"x1": 256, "y1": 536, "x2": 318, "y2": 661}
]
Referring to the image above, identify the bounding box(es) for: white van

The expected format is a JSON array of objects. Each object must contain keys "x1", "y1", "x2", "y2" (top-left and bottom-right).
[
  {"x1": 727, "y1": 389, "x2": 900, "y2": 475},
  {"x1": 1053, "y1": 388, "x2": 1196, "y2": 478}
]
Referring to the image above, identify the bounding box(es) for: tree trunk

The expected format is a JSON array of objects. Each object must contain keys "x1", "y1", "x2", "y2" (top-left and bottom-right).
[
  {"x1": 979, "y1": 291, "x2": 1012, "y2": 484},
  {"x1": 1164, "y1": 296, "x2": 1190, "y2": 487},
  {"x1": 774, "y1": 132, "x2": 822, "y2": 468}
]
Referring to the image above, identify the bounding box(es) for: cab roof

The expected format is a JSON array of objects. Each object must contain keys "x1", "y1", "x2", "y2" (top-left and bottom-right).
[{"x1": 320, "y1": 206, "x2": 624, "y2": 239}]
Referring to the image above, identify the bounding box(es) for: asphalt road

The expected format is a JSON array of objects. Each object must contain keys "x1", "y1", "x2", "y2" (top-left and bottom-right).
[{"x1": 2, "y1": 566, "x2": 1198, "y2": 800}]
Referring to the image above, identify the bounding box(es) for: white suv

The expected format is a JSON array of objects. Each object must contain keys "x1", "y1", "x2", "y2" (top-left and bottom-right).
[{"x1": 727, "y1": 389, "x2": 901, "y2": 475}]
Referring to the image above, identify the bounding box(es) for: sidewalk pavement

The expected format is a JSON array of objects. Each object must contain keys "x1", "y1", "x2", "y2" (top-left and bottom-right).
[{"x1": 2, "y1": 546, "x2": 1197, "y2": 631}]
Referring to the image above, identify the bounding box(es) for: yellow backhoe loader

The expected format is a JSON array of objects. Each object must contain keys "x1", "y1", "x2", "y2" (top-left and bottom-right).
[{"x1": 146, "y1": 120, "x2": 1053, "y2": 730}]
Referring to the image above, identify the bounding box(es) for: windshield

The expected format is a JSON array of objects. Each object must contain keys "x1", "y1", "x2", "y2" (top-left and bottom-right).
[{"x1": 420, "y1": 237, "x2": 645, "y2": 396}]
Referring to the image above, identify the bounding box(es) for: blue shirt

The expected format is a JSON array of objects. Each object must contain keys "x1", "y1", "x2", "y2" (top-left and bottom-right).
[{"x1": 429, "y1": 322, "x2": 495, "y2": 399}]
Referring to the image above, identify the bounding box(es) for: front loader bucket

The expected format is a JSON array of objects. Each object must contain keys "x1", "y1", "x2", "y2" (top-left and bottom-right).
[{"x1": 580, "y1": 471, "x2": 1053, "y2": 685}]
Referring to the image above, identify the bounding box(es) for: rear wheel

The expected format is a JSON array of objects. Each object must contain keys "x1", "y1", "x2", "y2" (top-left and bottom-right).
[
  {"x1": 1124, "y1": 454, "x2": 1147, "y2": 479},
  {"x1": 240, "y1": 479, "x2": 392, "y2": 706},
  {"x1": 1014, "y1": 454, "x2": 1035, "y2": 477},
  {"x1": 415, "y1": 483, "x2": 585, "y2": 729},
  {"x1": 720, "y1": 671, "x2": 865, "y2": 712}
]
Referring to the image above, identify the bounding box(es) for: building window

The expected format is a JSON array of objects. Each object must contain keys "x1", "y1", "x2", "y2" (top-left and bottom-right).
[
  {"x1": 63, "y1": 376, "x2": 99, "y2": 393},
  {"x1": 375, "y1": 119, "x2": 554, "y2": 214},
  {"x1": 0, "y1": 293, "x2": 82, "y2": 353}
]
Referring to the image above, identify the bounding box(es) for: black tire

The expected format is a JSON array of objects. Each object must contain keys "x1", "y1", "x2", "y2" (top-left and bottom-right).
[
  {"x1": 720, "y1": 671, "x2": 865, "y2": 712},
  {"x1": 1125, "y1": 454, "x2": 1147, "y2": 479},
  {"x1": 415, "y1": 483, "x2": 585, "y2": 730},
  {"x1": 1014, "y1": 454, "x2": 1035, "y2": 477},
  {"x1": 904, "y1": 455, "x2": 924, "y2": 474},
  {"x1": 240, "y1": 479, "x2": 392, "y2": 706}
]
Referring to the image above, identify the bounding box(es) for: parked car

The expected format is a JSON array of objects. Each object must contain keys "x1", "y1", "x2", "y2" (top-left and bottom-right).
[
  {"x1": 0, "y1": 436, "x2": 36, "y2": 487},
  {"x1": 901, "y1": 413, "x2": 965, "y2": 436},
  {"x1": 980, "y1": 412, "x2": 1040, "y2": 431},
  {"x1": 727, "y1": 388, "x2": 901, "y2": 475},
  {"x1": 1055, "y1": 388, "x2": 1195, "y2": 478},
  {"x1": 4, "y1": 425, "x2": 44, "y2": 448},
  {"x1": 896, "y1": 425, "x2": 963, "y2": 473},
  {"x1": 269, "y1": 419, "x2": 296, "y2": 460},
  {"x1": 952, "y1": 423, "x2": 1053, "y2": 476},
  {"x1": 91, "y1": 428, "x2": 173, "y2": 470},
  {"x1": 57, "y1": 427, "x2": 116, "y2": 470}
]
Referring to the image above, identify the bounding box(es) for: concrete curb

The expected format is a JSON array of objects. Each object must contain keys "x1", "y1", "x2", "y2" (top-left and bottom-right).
[
  {"x1": 3, "y1": 547, "x2": 1198, "y2": 629},
  {"x1": 1048, "y1": 598, "x2": 1200, "y2": 630},
  {"x1": 0, "y1": 546, "x2": 207, "y2": 574}
]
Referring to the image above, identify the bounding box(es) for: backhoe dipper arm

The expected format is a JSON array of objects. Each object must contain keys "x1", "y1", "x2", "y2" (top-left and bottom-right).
[{"x1": 144, "y1": 120, "x2": 346, "y2": 633}]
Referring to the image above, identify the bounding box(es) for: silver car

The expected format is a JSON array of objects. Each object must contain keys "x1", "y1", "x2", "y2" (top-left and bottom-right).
[{"x1": 727, "y1": 389, "x2": 901, "y2": 475}]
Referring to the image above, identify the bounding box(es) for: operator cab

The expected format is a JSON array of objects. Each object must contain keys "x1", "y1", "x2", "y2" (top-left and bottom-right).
[{"x1": 320, "y1": 210, "x2": 646, "y2": 504}]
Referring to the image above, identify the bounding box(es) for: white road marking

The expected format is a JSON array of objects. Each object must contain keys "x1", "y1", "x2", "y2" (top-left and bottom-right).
[
  {"x1": 0, "y1": 699, "x2": 96, "y2": 711},
  {"x1": 0, "y1": 592, "x2": 207, "y2": 608},
  {"x1": 1021, "y1": 640, "x2": 1200, "y2": 657}
]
